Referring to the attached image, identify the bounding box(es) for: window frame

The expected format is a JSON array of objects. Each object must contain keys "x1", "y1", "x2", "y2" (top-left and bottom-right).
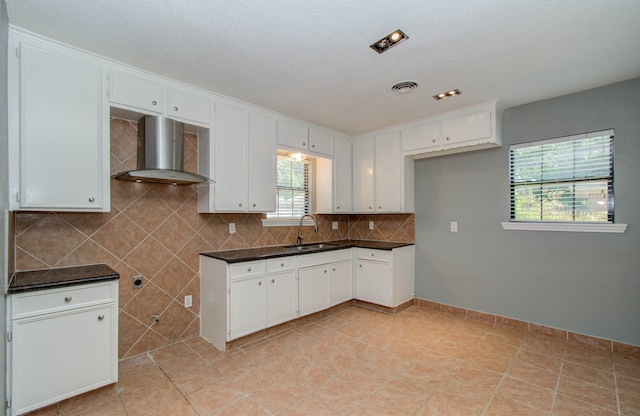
[
  {"x1": 264, "y1": 154, "x2": 312, "y2": 223},
  {"x1": 501, "y1": 129, "x2": 627, "y2": 233}
]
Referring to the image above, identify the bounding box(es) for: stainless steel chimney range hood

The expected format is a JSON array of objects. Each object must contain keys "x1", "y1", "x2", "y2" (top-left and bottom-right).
[{"x1": 113, "y1": 115, "x2": 213, "y2": 186}]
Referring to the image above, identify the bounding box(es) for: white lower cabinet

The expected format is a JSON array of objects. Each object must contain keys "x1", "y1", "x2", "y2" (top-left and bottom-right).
[
  {"x1": 329, "y1": 260, "x2": 353, "y2": 306},
  {"x1": 8, "y1": 281, "x2": 118, "y2": 416},
  {"x1": 229, "y1": 275, "x2": 266, "y2": 339},
  {"x1": 266, "y1": 258, "x2": 297, "y2": 326},
  {"x1": 356, "y1": 245, "x2": 415, "y2": 308},
  {"x1": 298, "y1": 264, "x2": 330, "y2": 317}
]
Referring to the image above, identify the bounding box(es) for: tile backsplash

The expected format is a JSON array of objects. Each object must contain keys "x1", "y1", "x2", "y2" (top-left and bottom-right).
[{"x1": 12, "y1": 118, "x2": 414, "y2": 359}]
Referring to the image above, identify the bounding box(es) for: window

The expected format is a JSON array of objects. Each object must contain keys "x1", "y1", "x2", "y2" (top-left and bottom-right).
[
  {"x1": 267, "y1": 156, "x2": 310, "y2": 218},
  {"x1": 509, "y1": 130, "x2": 614, "y2": 223}
]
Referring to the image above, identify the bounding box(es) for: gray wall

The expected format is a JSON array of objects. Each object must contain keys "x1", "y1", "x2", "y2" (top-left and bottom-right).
[
  {"x1": 414, "y1": 78, "x2": 640, "y2": 346},
  {"x1": 1, "y1": 0, "x2": 9, "y2": 405}
]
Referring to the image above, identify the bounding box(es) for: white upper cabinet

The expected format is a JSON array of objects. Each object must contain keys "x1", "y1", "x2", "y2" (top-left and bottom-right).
[
  {"x1": 276, "y1": 119, "x2": 334, "y2": 157},
  {"x1": 198, "y1": 102, "x2": 276, "y2": 213},
  {"x1": 352, "y1": 132, "x2": 413, "y2": 213},
  {"x1": 109, "y1": 69, "x2": 211, "y2": 126},
  {"x1": 333, "y1": 136, "x2": 352, "y2": 213},
  {"x1": 9, "y1": 38, "x2": 109, "y2": 212},
  {"x1": 109, "y1": 70, "x2": 163, "y2": 114},
  {"x1": 402, "y1": 100, "x2": 500, "y2": 159}
]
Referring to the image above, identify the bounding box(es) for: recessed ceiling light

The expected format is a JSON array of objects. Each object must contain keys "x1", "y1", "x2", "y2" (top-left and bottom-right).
[
  {"x1": 433, "y1": 88, "x2": 461, "y2": 101},
  {"x1": 370, "y1": 29, "x2": 408, "y2": 54}
]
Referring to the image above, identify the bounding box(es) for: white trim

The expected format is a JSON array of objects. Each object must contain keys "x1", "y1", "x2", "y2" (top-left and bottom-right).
[
  {"x1": 262, "y1": 218, "x2": 316, "y2": 227},
  {"x1": 501, "y1": 222, "x2": 627, "y2": 233}
]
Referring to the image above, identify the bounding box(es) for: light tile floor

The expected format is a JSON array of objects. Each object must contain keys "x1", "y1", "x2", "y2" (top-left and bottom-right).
[{"x1": 29, "y1": 306, "x2": 640, "y2": 415}]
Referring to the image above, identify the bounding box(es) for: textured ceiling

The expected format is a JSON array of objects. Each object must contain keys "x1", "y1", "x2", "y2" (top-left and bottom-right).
[{"x1": 6, "y1": 0, "x2": 640, "y2": 135}]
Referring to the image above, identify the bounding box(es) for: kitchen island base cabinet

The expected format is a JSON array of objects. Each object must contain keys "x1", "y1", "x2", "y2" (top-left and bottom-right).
[{"x1": 8, "y1": 281, "x2": 118, "y2": 416}]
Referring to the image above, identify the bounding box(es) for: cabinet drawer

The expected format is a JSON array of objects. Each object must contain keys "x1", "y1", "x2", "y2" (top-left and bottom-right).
[
  {"x1": 230, "y1": 260, "x2": 265, "y2": 279},
  {"x1": 266, "y1": 257, "x2": 296, "y2": 273},
  {"x1": 357, "y1": 248, "x2": 392, "y2": 262},
  {"x1": 12, "y1": 282, "x2": 116, "y2": 319}
]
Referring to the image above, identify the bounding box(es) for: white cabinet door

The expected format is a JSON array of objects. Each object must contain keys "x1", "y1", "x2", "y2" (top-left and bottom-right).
[
  {"x1": 329, "y1": 260, "x2": 353, "y2": 306},
  {"x1": 229, "y1": 276, "x2": 266, "y2": 339},
  {"x1": 266, "y1": 270, "x2": 297, "y2": 326},
  {"x1": 298, "y1": 265, "x2": 330, "y2": 317},
  {"x1": 374, "y1": 131, "x2": 402, "y2": 212},
  {"x1": 19, "y1": 43, "x2": 107, "y2": 211},
  {"x1": 308, "y1": 127, "x2": 334, "y2": 156},
  {"x1": 334, "y1": 136, "x2": 352, "y2": 213},
  {"x1": 277, "y1": 119, "x2": 308, "y2": 151},
  {"x1": 248, "y1": 112, "x2": 276, "y2": 212},
  {"x1": 213, "y1": 103, "x2": 249, "y2": 211},
  {"x1": 352, "y1": 137, "x2": 375, "y2": 212},
  {"x1": 442, "y1": 109, "x2": 492, "y2": 147},
  {"x1": 11, "y1": 305, "x2": 115, "y2": 415},
  {"x1": 402, "y1": 120, "x2": 441, "y2": 152},
  {"x1": 167, "y1": 87, "x2": 211, "y2": 125},
  {"x1": 109, "y1": 70, "x2": 163, "y2": 114},
  {"x1": 356, "y1": 260, "x2": 392, "y2": 307}
]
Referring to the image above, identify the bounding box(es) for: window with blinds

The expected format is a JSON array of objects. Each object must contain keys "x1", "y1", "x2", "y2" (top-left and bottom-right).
[
  {"x1": 509, "y1": 130, "x2": 614, "y2": 223},
  {"x1": 268, "y1": 156, "x2": 310, "y2": 218}
]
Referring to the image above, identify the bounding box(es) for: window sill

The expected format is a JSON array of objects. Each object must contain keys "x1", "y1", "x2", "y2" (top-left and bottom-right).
[
  {"x1": 501, "y1": 222, "x2": 628, "y2": 233},
  {"x1": 262, "y1": 218, "x2": 316, "y2": 227}
]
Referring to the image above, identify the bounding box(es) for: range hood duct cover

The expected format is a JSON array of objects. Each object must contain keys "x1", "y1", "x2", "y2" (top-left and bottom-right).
[{"x1": 113, "y1": 115, "x2": 213, "y2": 185}]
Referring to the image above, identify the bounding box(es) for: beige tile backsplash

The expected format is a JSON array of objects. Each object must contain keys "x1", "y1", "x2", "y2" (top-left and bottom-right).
[{"x1": 12, "y1": 118, "x2": 415, "y2": 358}]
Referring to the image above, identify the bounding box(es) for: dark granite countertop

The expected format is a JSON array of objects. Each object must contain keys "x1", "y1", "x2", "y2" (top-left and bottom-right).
[
  {"x1": 201, "y1": 240, "x2": 414, "y2": 263},
  {"x1": 8, "y1": 264, "x2": 120, "y2": 294}
]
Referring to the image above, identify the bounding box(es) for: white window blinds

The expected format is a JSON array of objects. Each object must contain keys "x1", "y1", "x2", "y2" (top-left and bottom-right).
[
  {"x1": 509, "y1": 130, "x2": 614, "y2": 223},
  {"x1": 269, "y1": 156, "x2": 310, "y2": 218}
]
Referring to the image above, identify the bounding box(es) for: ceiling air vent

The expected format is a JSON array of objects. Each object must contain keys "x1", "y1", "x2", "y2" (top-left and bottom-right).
[{"x1": 391, "y1": 81, "x2": 420, "y2": 94}]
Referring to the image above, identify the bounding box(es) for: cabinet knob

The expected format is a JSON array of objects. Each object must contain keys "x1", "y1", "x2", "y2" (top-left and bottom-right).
[
  {"x1": 359, "y1": 264, "x2": 362, "y2": 268},
  {"x1": 252, "y1": 203, "x2": 256, "y2": 207},
  {"x1": 152, "y1": 100, "x2": 157, "y2": 106},
  {"x1": 98, "y1": 314, "x2": 105, "y2": 321},
  {"x1": 371, "y1": 253, "x2": 375, "y2": 257},
  {"x1": 174, "y1": 106, "x2": 179, "y2": 111},
  {"x1": 280, "y1": 262, "x2": 284, "y2": 267},
  {"x1": 311, "y1": 144, "x2": 315, "y2": 148},
  {"x1": 324, "y1": 269, "x2": 327, "y2": 274},
  {"x1": 302, "y1": 142, "x2": 306, "y2": 146},
  {"x1": 239, "y1": 203, "x2": 243, "y2": 207},
  {"x1": 369, "y1": 206, "x2": 372, "y2": 210},
  {"x1": 64, "y1": 296, "x2": 72, "y2": 302},
  {"x1": 378, "y1": 206, "x2": 382, "y2": 209},
  {"x1": 271, "y1": 279, "x2": 275, "y2": 283},
  {"x1": 446, "y1": 137, "x2": 450, "y2": 141},
  {"x1": 247, "y1": 267, "x2": 252, "y2": 272},
  {"x1": 88, "y1": 197, "x2": 95, "y2": 203},
  {"x1": 258, "y1": 281, "x2": 262, "y2": 286},
  {"x1": 333, "y1": 268, "x2": 336, "y2": 272},
  {"x1": 336, "y1": 206, "x2": 340, "y2": 209},
  {"x1": 432, "y1": 139, "x2": 436, "y2": 143}
]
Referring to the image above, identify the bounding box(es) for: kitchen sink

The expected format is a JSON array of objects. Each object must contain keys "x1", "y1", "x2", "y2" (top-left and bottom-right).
[{"x1": 288, "y1": 243, "x2": 338, "y2": 251}]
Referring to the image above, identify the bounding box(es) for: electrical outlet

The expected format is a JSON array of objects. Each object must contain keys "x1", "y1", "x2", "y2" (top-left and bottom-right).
[
  {"x1": 332, "y1": 221, "x2": 338, "y2": 230},
  {"x1": 133, "y1": 275, "x2": 143, "y2": 289},
  {"x1": 450, "y1": 221, "x2": 458, "y2": 232},
  {"x1": 184, "y1": 295, "x2": 193, "y2": 308},
  {"x1": 369, "y1": 221, "x2": 374, "y2": 230},
  {"x1": 229, "y1": 223, "x2": 236, "y2": 234}
]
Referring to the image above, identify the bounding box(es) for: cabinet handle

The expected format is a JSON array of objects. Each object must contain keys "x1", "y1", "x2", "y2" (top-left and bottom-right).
[
  {"x1": 446, "y1": 137, "x2": 450, "y2": 141},
  {"x1": 359, "y1": 264, "x2": 362, "y2": 268},
  {"x1": 247, "y1": 267, "x2": 252, "y2": 272},
  {"x1": 378, "y1": 206, "x2": 382, "y2": 209},
  {"x1": 252, "y1": 203, "x2": 256, "y2": 207},
  {"x1": 88, "y1": 197, "x2": 95, "y2": 203},
  {"x1": 432, "y1": 139, "x2": 436, "y2": 143},
  {"x1": 173, "y1": 106, "x2": 179, "y2": 111},
  {"x1": 333, "y1": 268, "x2": 336, "y2": 272},
  {"x1": 302, "y1": 142, "x2": 306, "y2": 146},
  {"x1": 280, "y1": 262, "x2": 285, "y2": 267},
  {"x1": 239, "y1": 202, "x2": 243, "y2": 207},
  {"x1": 311, "y1": 144, "x2": 315, "y2": 148},
  {"x1": 271, "y1": 279, "x2": 275, "y2": 283},
  {"x1": 152, "y1": 100, "x2": 157, "y2": 106},
  {"x1": 258, "y1": 281, "x2": 262, "y2": 286},
  {"x1": 324, "y1": 269, "x2": 327, "y2": 273},
  {"x1": 337, "y1": 206, "x2": 340, "y2": 209},
  {"x1": 371, "y1": 253, "x2": 375, "y2": 257},
  {"x1": 64, "y1": 296, "x2": 72, "y2": 302},
  {"x1": 369, "y1": 206, "x2": 372, "y2": 210},
  {"x1": 98, "y1": 314, "x2": 105, "y2": 321}
]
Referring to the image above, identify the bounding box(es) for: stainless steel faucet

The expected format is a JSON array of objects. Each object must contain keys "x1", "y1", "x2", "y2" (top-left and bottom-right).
[{"x1": 297, "y1": 214, "x2": 318, "y2": 245}]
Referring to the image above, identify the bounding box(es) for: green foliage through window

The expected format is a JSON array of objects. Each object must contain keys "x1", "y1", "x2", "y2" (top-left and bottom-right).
[{"x1": 509, "y1": 130, "x2": 614, "y2": 222}]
